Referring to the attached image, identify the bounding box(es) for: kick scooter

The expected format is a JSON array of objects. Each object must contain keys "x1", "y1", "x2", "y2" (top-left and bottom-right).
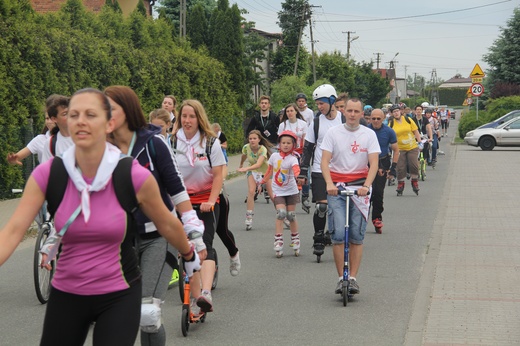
[{"x1": 339, "y1": 188, "x2": 368, "y2": 306}]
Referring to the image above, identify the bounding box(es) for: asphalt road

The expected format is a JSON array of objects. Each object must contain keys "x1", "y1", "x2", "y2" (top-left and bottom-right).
[{"x1": 0, "y1": 145, "x2": 451, "y2": 345}]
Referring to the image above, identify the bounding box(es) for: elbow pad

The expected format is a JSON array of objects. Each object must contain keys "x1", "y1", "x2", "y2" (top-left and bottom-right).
[{"x1": 300, "y1": 140, "x2": 315, "y2": 168}]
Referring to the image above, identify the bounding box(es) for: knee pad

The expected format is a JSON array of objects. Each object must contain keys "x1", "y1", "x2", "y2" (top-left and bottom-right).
[
  {"x1": 286, "y1": 211, "x2": 296, "y2": 222},
  {"x1": 276, "y1": 208, "x2": 287, "y2": 220},
  {"x1": 315, "y1": 203, "x2": 328, "y2": 218},
  {"x1": 140, "y1": 297, "x2": 162, "y2": 333}
]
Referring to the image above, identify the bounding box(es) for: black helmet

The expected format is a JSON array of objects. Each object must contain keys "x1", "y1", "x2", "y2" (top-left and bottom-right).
[
  {"x1": 425, "y1": 108, "x2": 434, "y2": 114},
  {"x1": 390, "y1": 104, "x2": 400, "y2": 112},
  {"x1": 295, "y1": 93, "x2": 307, "y2": 101}
]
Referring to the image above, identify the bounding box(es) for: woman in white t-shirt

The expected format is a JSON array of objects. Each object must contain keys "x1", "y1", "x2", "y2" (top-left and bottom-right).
[
  {"x1": 277, "y1": 103, "x2": 307, "y2": 156},
  {"x1": 172, "y1": 99, "x2": 226, "y2": 314}
]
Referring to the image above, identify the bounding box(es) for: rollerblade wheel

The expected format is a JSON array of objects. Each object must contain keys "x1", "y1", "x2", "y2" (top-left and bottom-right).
[{"x1": 316, "y1": 254, "x2": 321, "y2": 263}]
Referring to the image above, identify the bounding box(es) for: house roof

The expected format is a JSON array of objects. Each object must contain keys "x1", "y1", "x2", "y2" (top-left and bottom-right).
[{"x1": 439, "y1": 75, "x2": 473, "y2": 89}]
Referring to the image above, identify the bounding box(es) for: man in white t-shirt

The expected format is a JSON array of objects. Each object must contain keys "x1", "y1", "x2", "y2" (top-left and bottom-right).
[
  {"x1": 40, "y1": 94, "x2": 73, "y2": 163},
  {"x1": 321, "y1": 98, "x2": 380, "y2": 296},
  {"x1": 295, "y1": 93, "x2": 315, "y2": 126},
  {"x1": 298, "y1": 84, "x2": 344, "y2": 259}
]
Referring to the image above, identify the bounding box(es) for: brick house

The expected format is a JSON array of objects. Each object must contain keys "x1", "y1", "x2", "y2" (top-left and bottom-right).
[{"x1": 30, "y1": 0, "x2": 153, "y2": 16}]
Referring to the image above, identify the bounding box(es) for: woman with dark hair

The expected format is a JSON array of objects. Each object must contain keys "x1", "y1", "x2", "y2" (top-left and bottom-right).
[
  {"x1": 104, "y1": 86, "x2": 205, "y2": 346},
  {"x1": 0, "y1": 88, "x2": 199, "y2": 345}
]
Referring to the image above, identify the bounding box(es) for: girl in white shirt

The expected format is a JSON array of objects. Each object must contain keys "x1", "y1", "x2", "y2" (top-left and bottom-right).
[
  {"x1": 277, "y1": 103, "x2": 307, "y2": 156},
  {"x1": 261, "y1": 131, "x2": 302, "y2": 257}
]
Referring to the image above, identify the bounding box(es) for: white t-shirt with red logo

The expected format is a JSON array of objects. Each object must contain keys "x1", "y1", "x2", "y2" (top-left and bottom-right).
[
  {"x1": 320, "y1": 124, "x2": 380, "y2": 182},
  {"x1": 268, "y1": 152, "x2": 300, "y2": 197}
]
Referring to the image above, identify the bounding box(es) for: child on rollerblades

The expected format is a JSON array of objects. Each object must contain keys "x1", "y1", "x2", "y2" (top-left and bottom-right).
[
  {"x1": 238, "y1": 130, "x2": 273, "y2": 230},
  {"x1": 261, "y1": 131, "x2": 302, "y2": 257}
]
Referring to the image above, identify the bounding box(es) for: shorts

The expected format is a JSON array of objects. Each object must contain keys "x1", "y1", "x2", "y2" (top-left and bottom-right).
[
  {"x1": 441, "y1": 119, "x2": 448, "y2": 129},
  {"x1": 273, "y1": 193, "x2": 300, "y2": 206},
  {"x1": 327, "y1": 194, "x2": 367, "y2": 245},
  {"x1": 311, "y1": 172, "x2": 327, "y2": 202}
]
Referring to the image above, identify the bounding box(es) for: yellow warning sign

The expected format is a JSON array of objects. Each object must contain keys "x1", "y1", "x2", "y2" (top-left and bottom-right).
[
  {"x1": 470, "y1": 63, "x2": 485, "y2": 78},
  {"x1": 466, "y1": 87, "x2": 472, "y2": 96}
]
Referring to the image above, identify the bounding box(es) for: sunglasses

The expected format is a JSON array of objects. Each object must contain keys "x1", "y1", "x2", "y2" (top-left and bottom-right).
[{"x1": 371, "y1": 117, "x2": 382, "y2": 120}]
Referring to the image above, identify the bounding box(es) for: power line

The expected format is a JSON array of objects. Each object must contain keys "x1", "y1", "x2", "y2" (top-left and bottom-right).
[{"x1": 314, "y1": 0, "x2": 511, "y2": 22}]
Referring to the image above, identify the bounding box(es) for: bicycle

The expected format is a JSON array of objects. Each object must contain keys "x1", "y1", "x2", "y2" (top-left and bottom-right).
[
  {"x1": 418, "y1": 151, "x2": 426, "y2": 181},
  {"x1": 179, "y1": 249, "x2": 218, "y2": 336},
  {"x1": 338, "y1": 188, "x2": 367, "y2": 307},
  {"x1": 12, "y1": 189, "x2": 56, "y2": 304}
]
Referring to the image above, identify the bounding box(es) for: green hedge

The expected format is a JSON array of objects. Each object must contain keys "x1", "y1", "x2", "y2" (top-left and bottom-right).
[{"x1": 0, "y1": 0, "x2": 243, "y2": 198}]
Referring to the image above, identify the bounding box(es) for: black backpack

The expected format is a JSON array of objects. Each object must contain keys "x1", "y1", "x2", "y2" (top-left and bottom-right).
[
  {"x1": 313, "y1": 112, "x2": 346, "y2": 143},
  {"x1": 46, "y1": 156, "x2": 139, "y2": 218},
  {"x1": 388, "y1": 116, "x2": 411, "y2": 129},
  {"x1": 171, "y1": 136, "x2": 216, "y2": 168}
]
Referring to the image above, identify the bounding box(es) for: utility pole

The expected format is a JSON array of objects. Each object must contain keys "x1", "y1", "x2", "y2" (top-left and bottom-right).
[
  {"x1": 343, "y1": 31, "x2": 357, "y2": 60},
  {"x1": 308, "y1": 11, "x2": 316, "y2": 83},
  {"x1": 179, "y1": 0, "x2": 186, "y2": 38},
  {"x1": 293, "y1": 3, "x2": 308, "y2": 76},
  {"x1": 374, "y1": 53, "x2": 383, "y2": 70}
]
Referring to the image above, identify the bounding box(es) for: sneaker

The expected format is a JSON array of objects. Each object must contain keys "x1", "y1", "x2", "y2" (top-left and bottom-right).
[
  {"x1": 348, "y1": 278, "x2": 360, "y2": 294},
  {"x1": 372, "y1": 218, "x2": 383, "y2": 234},
  {"x1": 190, "y1": 298, "x2": 201, "y2": 316},
  {"x1": 168, "y1": 268, "x2": 179, "y2": 288},
  {"x1": 335, "y1": 279, "x2": 343, "y2": 294},
  {"x1": 196, "y1": 290, "x2": 213, "y2": 312},
  {"x1": 230, "y1": 252, "x2": 241, "y2": 276}
]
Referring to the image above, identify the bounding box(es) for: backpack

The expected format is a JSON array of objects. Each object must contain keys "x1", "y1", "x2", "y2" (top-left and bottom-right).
[
  {"x1": 313, "y1": 112, "x2": 346, "y2": 143},
  {"x1": 46, "y1": 156, "x2": 138, "y2": 218},
  {"x1": 388, "y1": 116, "x2": 411, "y2": 129},
  {"x1": 171, "y1": 136, "x2": 216, "y2": 168}
]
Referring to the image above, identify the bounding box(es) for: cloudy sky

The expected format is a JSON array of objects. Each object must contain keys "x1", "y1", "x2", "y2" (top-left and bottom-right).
[{"x1": 231, "y1": 0, "x2": 516, "y2": 82}]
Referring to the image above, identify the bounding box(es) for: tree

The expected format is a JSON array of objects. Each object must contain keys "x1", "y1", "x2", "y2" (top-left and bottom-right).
[
  {"x1": 272, "y1": 0, "x2": 309, "y2": 79},
  {"x1": 484, "y1": 7, "x2": 520, "y2": 96},
  {"x1": 156, "y1": 0, "x2": 216, "y2": 34},
  {"x1": 187, "y1": 3, "x2": 208, "y2": 49},
  {"x1": 209, "y1": 0, "x2": 247, "y2": 106}
]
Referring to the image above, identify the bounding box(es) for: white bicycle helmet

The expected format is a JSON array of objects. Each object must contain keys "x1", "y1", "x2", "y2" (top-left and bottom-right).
[
  {"x1": 421, "y1": 101, "x2": 429, "y2": 108},
  {"x1": 312, "y1": 84, "x2": 337, "y2": 101}
]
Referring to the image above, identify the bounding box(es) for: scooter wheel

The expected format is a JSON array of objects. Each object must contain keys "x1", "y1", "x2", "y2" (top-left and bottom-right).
[
  {"x1": 316, "y1": 255, "x2": 321, "y2": 263},
  {"x1": 181, "y1": 305, "x2": 189, "y2": 337},
  {"x1": 342, "y1": 286, "x2": 348, "y2": 306}
]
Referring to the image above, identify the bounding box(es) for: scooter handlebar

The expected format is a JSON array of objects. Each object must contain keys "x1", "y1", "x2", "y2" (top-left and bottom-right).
[{"x1": 339, "y1": 189, "x2": 370, "y2": 196}]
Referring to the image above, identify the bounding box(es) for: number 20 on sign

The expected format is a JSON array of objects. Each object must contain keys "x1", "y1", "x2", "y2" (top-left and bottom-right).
[{"x1": 471, "y1": 83, "x2": 484, "y2": 97}]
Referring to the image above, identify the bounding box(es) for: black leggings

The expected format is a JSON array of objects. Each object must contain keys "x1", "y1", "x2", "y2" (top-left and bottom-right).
[
  {"x1": 40, "y1": 283, "x2": 141, "y2": 346},
  {"x1": 216, "y1": 190, "x2": 239, "y2": 257},
  {"x1": 195, "y1": 203, "x2": 219, "y2": 262}
]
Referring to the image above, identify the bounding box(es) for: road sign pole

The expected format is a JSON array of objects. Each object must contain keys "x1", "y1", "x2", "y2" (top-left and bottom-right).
[{"x1": 476, "y1": 97, "x2": 479, "y2": 120}]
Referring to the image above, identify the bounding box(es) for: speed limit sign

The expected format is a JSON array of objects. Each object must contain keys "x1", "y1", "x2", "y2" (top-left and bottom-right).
[{"x1": 471, "y1": 83, "x2": 484, "y2": 97}]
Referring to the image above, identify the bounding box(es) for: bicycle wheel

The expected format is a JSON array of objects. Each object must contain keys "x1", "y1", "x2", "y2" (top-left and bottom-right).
[
  {"x1": 33, "y1": 223, "x2": 55, "y2": 304},
  {"x1": 181, "y1": 305, "x2": 190, "y2": 337},
  {"x1": 211, "y1": 249, "x2": 218, "y2": 290},
  {"x1": 420, "y1": 160, "x2": 426, "y2": 181}
]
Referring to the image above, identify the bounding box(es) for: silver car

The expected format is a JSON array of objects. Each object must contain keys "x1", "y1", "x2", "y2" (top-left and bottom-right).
[{"x1": 464, "y1": 116, "x2": 520, "y2": 150}]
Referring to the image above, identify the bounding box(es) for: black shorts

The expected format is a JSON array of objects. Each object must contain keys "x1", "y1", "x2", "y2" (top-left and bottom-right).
[{"x1": 311, "y1": 172, "x2": 327, "y2": 202}]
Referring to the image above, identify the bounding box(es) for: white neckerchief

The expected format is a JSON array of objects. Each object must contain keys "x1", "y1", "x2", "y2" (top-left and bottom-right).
[
  {"x1": 62, "y1": 142, "x2": 122, "y2": 223},
  {"x1": 176, "y1": 129, "x2": 201, "y2": 167}
]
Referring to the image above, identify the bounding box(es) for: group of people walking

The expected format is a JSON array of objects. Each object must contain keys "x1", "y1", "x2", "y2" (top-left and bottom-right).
[
  {"x1": 1, "y1": 87, "x2": 239, "y2": 345},
  {"x1": 0, "y1": 82, "x2": 446, "y2": 345}
]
